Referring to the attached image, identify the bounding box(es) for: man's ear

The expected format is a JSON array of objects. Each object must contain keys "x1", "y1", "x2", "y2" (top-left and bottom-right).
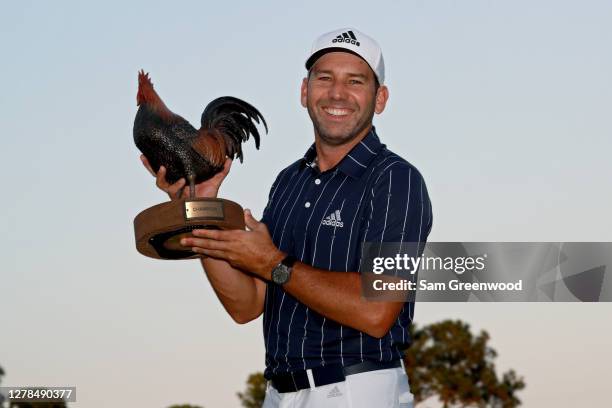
[
  {"x1": 300, "y1": 77, "x2": 308, "y2": 108},
  {"x1": 374, "y1": 85, "x2": 389, "y2": 114}
]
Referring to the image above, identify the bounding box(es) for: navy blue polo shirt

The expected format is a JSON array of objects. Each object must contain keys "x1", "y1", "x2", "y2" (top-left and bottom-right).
[{"x1": 260, "y1": 127, "x2": 432, "y2": 378}]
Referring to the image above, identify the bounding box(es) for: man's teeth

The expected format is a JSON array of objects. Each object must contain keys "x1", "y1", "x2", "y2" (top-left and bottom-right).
[{"x1": 324, "y1": 108, "x2": 350, "y2": 116}]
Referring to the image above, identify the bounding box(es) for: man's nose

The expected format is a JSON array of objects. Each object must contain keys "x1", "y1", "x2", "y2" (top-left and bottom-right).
[{"x1": 328, "y1": 80, "x2": 348, "y2": 100}]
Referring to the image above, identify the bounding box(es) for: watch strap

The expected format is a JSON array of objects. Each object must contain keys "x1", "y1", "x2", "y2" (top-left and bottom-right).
[{"x1": 281, "y1": 255, "x2": 297, "y2": 268}]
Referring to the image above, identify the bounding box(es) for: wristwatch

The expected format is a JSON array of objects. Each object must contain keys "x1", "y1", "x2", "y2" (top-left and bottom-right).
[{"x1": 271, "y1": 255, "x2": 297, "y2": 285}]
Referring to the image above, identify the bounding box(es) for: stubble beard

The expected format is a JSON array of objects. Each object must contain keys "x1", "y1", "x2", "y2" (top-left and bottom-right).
[{"x1": 307, "y1": 102, "x2": 375, "y2": 147}]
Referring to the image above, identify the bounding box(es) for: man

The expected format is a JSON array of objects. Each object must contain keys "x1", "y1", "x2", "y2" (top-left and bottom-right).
[{"x1": 142, "y1": 28, "x2": 432, "y2": 408}]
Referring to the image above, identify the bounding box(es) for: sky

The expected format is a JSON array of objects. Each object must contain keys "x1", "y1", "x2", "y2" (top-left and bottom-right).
[{"x1": 1, "y1": 0, "x2": 611, "y2": 407}]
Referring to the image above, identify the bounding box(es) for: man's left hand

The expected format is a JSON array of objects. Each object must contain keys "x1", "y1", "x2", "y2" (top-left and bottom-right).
[{"x1": 181, "y1": 210, "x2": 285, "y2": 280}]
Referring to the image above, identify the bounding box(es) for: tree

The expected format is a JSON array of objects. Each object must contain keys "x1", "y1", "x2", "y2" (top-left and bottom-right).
[
  {"x1": 167, "y1": 405, "x2": 203, "y2": 408},
  {"x1": 404, "y1": 320, "x2": 525, "y2": 407},
  {"x1": 0, "y1": 365, "x2": 4, "y2": 406},
  {"x1": 237, "y1": 372, "x2": 267, "y2": 408}
]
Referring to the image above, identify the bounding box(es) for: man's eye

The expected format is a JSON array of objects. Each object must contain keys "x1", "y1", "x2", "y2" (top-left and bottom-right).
[
  {"x1": 318, "y1": 76, "x2": 332, "y2": 81},
  {"x1": 349, "y1": 79, "x2": 364, "y2": 85}
]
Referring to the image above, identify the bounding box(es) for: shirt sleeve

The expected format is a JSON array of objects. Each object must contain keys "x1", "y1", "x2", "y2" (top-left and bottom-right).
[
  {"x1": 364, "y1": 163, "x2": 432, "y2": 244},
  {"x1": 359, "y1": 163, "x2": 433, "y2": 277}
]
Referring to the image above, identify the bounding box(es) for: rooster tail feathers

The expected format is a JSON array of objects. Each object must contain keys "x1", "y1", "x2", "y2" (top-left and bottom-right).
[{"x1": 200, "y1": 97, "x2": 267, "y2": 162}]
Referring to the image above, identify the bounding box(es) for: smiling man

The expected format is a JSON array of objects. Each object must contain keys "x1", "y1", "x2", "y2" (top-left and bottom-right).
[{"x1": 144, "y1": 27, "x2": 432, "y2": 408}]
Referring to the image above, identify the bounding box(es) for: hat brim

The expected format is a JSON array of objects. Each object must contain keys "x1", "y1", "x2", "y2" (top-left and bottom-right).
[
  {"x1": 305, "y1": 47, "x2": 368, "y2": 70},
  {"x1": 305, "y1": 47, "x2": 380, "y2": 85}
]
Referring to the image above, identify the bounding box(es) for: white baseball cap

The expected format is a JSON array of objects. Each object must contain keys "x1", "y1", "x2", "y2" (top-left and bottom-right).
[{"x1": 305, "y1": 28, "x2": 385, "y2": 84}]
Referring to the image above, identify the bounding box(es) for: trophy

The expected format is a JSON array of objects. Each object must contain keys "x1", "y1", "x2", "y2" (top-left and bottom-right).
[{"x1": 132, "y1": 71, "x2": 266, "y2": 260}]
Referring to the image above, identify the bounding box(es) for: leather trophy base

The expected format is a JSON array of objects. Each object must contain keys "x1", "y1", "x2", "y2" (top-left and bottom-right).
[{"x1": 134, "y1": 197, "x2": 245, "y2": 260}]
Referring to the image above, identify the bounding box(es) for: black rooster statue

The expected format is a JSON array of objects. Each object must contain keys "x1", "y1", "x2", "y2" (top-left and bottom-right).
[{"x1": 133, "y1": 70, "x2": 267, "y2": 197}]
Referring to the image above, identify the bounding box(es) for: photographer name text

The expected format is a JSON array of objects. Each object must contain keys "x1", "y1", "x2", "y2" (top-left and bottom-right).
[{"x1": 373, "y1": 279, "x2": 524, "y2": 292}]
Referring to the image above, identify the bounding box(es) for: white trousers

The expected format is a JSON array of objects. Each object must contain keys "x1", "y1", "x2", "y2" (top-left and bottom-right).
[{"x1": 262, "y1": 367, "x2": 414, "y2": 408}]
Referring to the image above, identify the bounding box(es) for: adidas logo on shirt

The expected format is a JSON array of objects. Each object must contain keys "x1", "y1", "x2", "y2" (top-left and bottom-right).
[
  {"x1": 322, "y1": 210, "x2": 344, "y2": 228},
  {"x1": 332, "y1": 30, "x2": 360, "y2": 46}
]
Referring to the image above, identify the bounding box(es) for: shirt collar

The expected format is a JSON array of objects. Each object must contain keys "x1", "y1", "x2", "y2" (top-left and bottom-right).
[{"x1": 301, "y1": 127, "x2": 384, "y2": 179}]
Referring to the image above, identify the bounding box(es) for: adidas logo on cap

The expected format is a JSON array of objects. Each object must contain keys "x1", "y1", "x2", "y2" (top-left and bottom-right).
[
  {"x1": 332, "y1": 30, "x2": 360, "y2": 46},
  {"x1": 322, "y1": 210, "x2": 344, "y2": 228}
]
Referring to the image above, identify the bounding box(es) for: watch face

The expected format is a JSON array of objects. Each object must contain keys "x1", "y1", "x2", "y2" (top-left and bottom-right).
[{"x1": 272, "y1": 264, "x2": 290, "y2": 285}]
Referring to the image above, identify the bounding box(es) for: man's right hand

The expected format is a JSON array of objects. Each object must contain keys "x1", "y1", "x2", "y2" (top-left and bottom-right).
[
  {"x1": 140, "y1": 155, "x2": 232, "y2": 200},
  {"x1": 140, "y1": 154, "x2": 264, "y2": 324}
]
